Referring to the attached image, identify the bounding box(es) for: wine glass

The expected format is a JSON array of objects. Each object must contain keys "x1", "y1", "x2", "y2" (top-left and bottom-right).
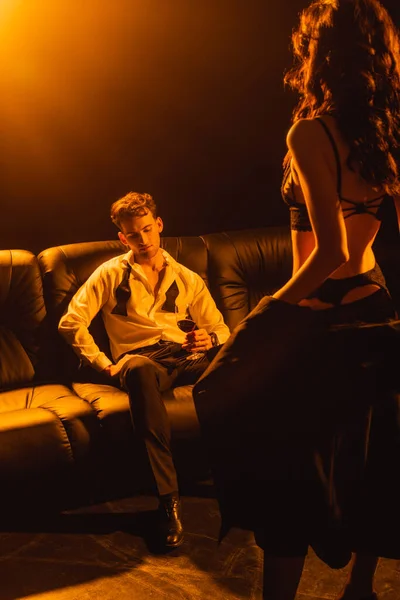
[{"x1": 175, "y1": 304, "x2": 204, "y2": 360}]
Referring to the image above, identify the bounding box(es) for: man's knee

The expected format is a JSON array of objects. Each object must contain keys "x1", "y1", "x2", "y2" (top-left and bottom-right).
[{"x1": 120, "y1": 355, "x2": 159, "y2": 388}]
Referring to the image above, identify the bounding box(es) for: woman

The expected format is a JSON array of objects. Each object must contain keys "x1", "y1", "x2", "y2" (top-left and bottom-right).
[
  {"x1": 276, "y1": 1, "x2": 400, "y2": 598},
  {"x1": 194, "y1": 1, "x2": 400, "y2": 599}
]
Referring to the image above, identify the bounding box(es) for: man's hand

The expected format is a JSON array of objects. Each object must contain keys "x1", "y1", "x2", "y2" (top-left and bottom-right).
[
  {"x1": 102, "y1": 354, "x2": 134, "y2": 378},
  {"x1": 182, "y1": 328, "x2": 212, "y2": 352},
  {"x1": 102, "y1": 364, "x2": 121, "y2": 378}
]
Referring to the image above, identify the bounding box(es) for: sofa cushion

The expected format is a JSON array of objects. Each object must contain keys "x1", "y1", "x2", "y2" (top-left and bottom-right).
[
  {"x1": 73, "y1": 382, "x2": 200, "y2": 440},
  {"x1": 0, "y1": 384, "x2": 99, "y2": 477},
  {"x1": 0, "y1": 326, "x2": 35, "y2": 389}
]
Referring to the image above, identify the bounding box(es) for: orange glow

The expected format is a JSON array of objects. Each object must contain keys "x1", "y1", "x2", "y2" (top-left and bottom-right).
[
  {"x1": 0, "y1": 0, "x2": 283, "y2": 199},
  {"x1": 0, "y1": 1, "x2": 143, "y2": 183},
  {"x1": 0, "y1": 0, "x2": 19, "y2": 21}
]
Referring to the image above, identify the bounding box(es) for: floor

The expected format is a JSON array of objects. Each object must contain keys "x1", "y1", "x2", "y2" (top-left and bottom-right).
[{"x1": 0, "y1": 489, "x2": 399, "y2": 600}]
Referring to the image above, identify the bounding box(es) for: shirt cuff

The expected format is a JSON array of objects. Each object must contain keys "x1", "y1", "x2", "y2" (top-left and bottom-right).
[{"x1": 91, "y1": 354, "x2": 113, "y2": 372}]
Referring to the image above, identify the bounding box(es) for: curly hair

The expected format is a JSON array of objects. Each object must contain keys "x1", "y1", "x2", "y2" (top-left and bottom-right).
[
  {"x1": 110, "y1": 192, "x2": 157, "y2": 229},
  {"x1": 284, "y1": 0, "x2": 400, "y2": 195}
]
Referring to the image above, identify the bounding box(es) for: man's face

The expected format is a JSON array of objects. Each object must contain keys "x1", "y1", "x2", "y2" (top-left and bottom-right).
[{"x1": 118, "y1": 211, "x2": 163, "y2": 262}]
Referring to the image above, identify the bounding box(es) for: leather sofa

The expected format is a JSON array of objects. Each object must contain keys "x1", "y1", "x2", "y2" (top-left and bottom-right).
[
  {"x1": 0, "y1": 249, "x2": 100, "y2": 515},
  {"x1": 1, "y1": 224, "x2": 399, "y2": 516}
]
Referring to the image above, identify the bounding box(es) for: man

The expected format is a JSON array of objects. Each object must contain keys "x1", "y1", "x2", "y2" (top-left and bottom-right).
[{"x1": 58, "y1": 192, "x2": 230, "y2": 550}]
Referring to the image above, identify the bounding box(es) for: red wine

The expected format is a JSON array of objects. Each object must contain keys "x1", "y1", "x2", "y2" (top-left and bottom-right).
[{"x1": 177, "y1": 319, "x2": 196, "y2": 333}]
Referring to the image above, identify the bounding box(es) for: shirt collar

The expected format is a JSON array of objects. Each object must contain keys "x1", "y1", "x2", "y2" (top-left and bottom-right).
[{"x1": 122, "y1": 248, "x2": 182, "y2": 274}]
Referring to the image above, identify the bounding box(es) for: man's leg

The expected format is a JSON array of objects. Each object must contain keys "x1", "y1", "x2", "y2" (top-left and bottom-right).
[
  {"x1": 173, "y1": 346, "x2": 219, "y2": 387},
  {"x1": 119, "y1": 354, "x2": 183, "y2": 548}
]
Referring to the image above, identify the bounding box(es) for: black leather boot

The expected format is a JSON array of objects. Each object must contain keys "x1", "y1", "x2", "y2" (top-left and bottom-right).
[{"x1": 158, "y1": 492, "x2": 184, "y2": 549}]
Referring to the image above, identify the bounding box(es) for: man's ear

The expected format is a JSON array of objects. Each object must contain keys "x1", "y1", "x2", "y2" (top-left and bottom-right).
[
  {"x1": 157, "y1": 217, "x2": 164, "y2": 233},
  {"x1": 118, "y1": 231, "x2": 128, "y2": 245}
]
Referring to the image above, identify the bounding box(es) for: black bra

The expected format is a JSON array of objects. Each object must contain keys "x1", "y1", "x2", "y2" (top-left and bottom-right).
[{"x1": 281, "y1": 117, "x2": 387, "y2": 232}]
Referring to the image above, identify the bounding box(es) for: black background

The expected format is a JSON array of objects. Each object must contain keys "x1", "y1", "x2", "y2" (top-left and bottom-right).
[{"x1": 0, "y1": 0, "x2": 399, "y2": 254}]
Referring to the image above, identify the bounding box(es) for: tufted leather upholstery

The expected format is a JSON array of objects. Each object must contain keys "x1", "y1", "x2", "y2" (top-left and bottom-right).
[
  {"x1": 0, "y1": 251, "x2": 101, "y2": 513},
  {"x1": 0, "y1": 384, "x2": 95, "y2": 474},
  {"x1": 0, "y1": 250, "x2": 45, "y2": 383},
  {"x1": 202, "y1": 228, "x2": 293, "y2": 330}
]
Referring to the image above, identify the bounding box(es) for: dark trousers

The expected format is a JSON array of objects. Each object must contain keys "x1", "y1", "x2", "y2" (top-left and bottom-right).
[{"x1": 118, "y1": 341, "x2": 218, "y2": 496}]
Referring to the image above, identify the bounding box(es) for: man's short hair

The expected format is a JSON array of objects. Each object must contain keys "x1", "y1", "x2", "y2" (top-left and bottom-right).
[{"x1": 110, "y1": 192, "x2": 157, "y2": 229}]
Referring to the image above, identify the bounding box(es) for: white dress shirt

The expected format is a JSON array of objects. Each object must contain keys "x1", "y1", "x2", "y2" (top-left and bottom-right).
[{"x1": 58, "y1": 249, "x2": 230, "y2": 371}]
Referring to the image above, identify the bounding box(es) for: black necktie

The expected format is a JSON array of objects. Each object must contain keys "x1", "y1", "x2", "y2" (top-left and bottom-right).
[
  {"x1": 161, "y1": 280, "x2": 179, "y2": 312},
  {"x1": 112, "y1": 264, "x2": 179, "y2": 316},
  {"x1": 111, "y1": 263, "x2": 132, "y2": 316}
]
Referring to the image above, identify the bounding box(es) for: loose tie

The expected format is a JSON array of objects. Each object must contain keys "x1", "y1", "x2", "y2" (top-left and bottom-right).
[
  {"x1": 111, "y1": 264, "x2": 180, "y2": 316},
  {"x1": 161, "y1": 280, "x2": 179, "y2": 312},
  {"x1": 111, "y1": 263, "x2": 132, "y2": 316}
]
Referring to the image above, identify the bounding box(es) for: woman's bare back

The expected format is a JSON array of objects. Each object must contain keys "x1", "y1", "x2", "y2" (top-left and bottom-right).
[{"x1": 290, "y1": 115, "x2": 391, "y2": 308}]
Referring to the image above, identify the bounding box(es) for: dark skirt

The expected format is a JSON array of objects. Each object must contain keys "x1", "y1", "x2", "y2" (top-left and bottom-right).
[{"x1": 193, "y1": 289, "x2": 400, "y2": 568}]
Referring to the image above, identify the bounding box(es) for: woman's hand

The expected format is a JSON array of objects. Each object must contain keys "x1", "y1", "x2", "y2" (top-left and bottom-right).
[{"x1": 298, "y1": 298, "x2": 334, "y2": 310}]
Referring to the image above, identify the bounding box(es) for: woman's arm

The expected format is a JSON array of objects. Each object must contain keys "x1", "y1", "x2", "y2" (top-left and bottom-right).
[{"x1": 273, "y1": 119, "x2": 349, "y2": 304}]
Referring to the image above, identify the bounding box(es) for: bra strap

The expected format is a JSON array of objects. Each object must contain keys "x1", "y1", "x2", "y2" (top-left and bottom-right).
[{"x1": 315, "y1": 117, "x2": 342, "y2": 196}]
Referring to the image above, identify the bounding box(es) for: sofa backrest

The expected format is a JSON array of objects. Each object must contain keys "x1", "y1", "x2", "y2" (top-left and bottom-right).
[
  {"x1": 37, "y1": 227, "x2": 293, "y2": 379},
  {"x1": 202, "y1": 227, "x2": 293, "y2": 330},
  {"x1": 0, "y1": 250, "x2": 46, "y2": 390}
]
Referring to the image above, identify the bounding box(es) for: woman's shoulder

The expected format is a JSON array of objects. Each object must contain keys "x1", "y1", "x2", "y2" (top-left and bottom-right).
[
  {"x1": 286, "y1": 117, "x2": 331, "y2": 156},
  {"x1": 286, "y1": 117, "x2": 330, "y2": 145}
]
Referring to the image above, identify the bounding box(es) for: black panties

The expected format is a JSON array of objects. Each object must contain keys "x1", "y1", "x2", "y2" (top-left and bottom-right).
[{"x1": 307, "y1": 264, "x2": 389, "y2": 307}]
